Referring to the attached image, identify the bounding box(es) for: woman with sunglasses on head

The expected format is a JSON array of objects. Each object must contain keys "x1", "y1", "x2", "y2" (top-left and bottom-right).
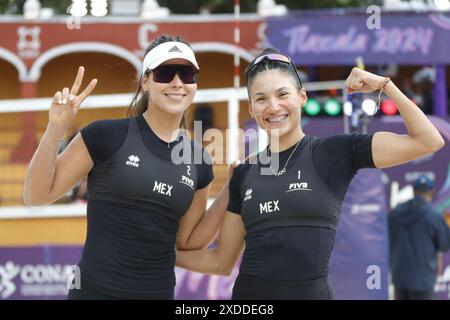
[
  {"x1": 176, "y1": 48, "x2": 445, "y2": 299},
  {"x1": 23, "y1": 35, "x2": 230, "y2": 299}
]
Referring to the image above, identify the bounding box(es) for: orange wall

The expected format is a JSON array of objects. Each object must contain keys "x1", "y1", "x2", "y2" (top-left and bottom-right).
[
  {"x1": 0, "y1": 217, "x2": 86, "y2": 246},
  {"x1": 33, "y1": 52, "x2": 136, "y2": 132},
  {"x1": 35, "y1": 52, "x2": 254, "y2": 131},
  {"x1": 37, "y1": 52, "x2": 138, "y2": 97},
  {"x1": 0, "y1": 60, "x2": 21, "y2": 99},
  {"x1": 1, "y1": 51, "x2": 254, "y2": 147},
  {"x1": 0, "y1": 113, "x2": 22, "y2": 130}
]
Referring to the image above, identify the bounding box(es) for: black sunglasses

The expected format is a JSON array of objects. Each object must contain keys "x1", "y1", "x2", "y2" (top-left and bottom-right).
[
  {"x1": 150, "y1": 64, "x2": 198, "y2": 84},
  {"x1": 245, "y1": 53, "x2": 302, "y2": 87}
]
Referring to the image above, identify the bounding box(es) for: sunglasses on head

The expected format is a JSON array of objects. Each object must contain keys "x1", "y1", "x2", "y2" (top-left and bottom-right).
[
  {"x1": 150, "y1": 64, "x2": 198, "y2": 84},
  {"x1": 245, "y1": 53, "x2": 303, "y2": 87}
]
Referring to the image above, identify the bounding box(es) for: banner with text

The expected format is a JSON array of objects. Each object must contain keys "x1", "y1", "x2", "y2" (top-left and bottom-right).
[{"x1": 268, "y1": 12, "x2": 450, "y2": 65}]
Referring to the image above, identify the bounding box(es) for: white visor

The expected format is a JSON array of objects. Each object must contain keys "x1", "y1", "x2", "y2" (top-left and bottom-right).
[{"x1": 142, "y1": 41, "x2": 199, "y2": 73}]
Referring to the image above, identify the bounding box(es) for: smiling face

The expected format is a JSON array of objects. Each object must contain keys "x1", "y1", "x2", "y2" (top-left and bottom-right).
[
  {"x1": 249, "y1": 69, "x2": 307, "y2": 138},
  {"x1": 142, "y1": 58, "x2": 197, "y2": 116}
]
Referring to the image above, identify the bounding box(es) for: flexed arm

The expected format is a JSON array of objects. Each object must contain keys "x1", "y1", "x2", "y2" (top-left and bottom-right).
[
  {"x1": 23, "y1": 67, "x2": 97, "y2": 206},
  {"x1": 345, "y1": 68, "x2": 444, "y2": 169}
]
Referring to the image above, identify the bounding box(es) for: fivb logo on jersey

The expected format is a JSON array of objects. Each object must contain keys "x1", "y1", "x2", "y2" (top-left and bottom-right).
[
  {"x1": 286, "y1": 171, "x2": 312, "y2": 192},
  {"x1": 179, "y1": 165, "x2": 195, "y2": 190}
]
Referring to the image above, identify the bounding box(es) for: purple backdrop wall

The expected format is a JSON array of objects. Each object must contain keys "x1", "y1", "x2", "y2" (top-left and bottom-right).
[{"x1": 268, "y1": 12, "x2": 450, "y2": 65}]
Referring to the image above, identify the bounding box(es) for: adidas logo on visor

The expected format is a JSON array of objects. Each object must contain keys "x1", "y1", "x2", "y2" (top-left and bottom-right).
[{"x1": 168, "y1": 46, "x2": 182, "y2": 53}]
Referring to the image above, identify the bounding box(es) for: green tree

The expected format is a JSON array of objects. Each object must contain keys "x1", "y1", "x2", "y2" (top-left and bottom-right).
[
  {"x1": 0, "y1": 0, "x2": 19, "y2": 13},
  {"x1": 1, "y1": 0, "x2": 74, "y2": 14},
  {"x1": 197, "y1": 0, "x2": 380, "y2": 13},
  {"x1": 0, "y1": 0, "x2": 380, "y2": 15}
]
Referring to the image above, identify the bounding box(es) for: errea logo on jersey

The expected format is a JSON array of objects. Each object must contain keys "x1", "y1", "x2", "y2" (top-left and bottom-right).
[
  {"x1": 126, "y1": 155, "x2": 140, "y2": 168},
  {"x1": 244, "y1": 188, "x2": 252, "y2": 202}
]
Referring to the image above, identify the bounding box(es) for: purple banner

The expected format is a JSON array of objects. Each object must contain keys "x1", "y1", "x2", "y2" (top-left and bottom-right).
[
  {"x1": 2, "y1": 244, "x2": 448, "y2": 300},
  {"x1": 0, "y1": 246, "x2": 82, "y2": 300},
  {"x1": 330, "y1": 169, "x2": 389, "y2": 299},
  {"x1": 268, "y1": 12, "x2": 450, "y2": 65},
  {"x1": 174, "y1": 267, "x2": 237, "y2": 300}
]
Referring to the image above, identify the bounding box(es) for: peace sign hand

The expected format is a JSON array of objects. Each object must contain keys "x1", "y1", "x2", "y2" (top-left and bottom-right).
[{"x1": 48, "y1": 66, "x2": 97, "y2": 137}]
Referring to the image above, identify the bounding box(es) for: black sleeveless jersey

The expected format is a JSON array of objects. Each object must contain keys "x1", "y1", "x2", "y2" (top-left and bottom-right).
[
  {"x1": 78, "y1": 115, "x2": 213, "y2": 298},
  {"x1": 228, "y1": 134, "x2": 375, "y2": 281}
]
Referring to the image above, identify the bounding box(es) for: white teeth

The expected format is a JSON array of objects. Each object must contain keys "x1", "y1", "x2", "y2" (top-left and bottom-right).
[
  {"x1": 266, "y1": 115, "x2": 288, "y2": 123},
  {"x1": 165, "y1": 94, "x2": 185, "y2": 101}
]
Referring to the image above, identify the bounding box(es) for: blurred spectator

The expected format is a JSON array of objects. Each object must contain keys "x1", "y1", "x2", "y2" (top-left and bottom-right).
[{"x1": 389, "y1": 175, "x2": 450, "y2": 300}]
